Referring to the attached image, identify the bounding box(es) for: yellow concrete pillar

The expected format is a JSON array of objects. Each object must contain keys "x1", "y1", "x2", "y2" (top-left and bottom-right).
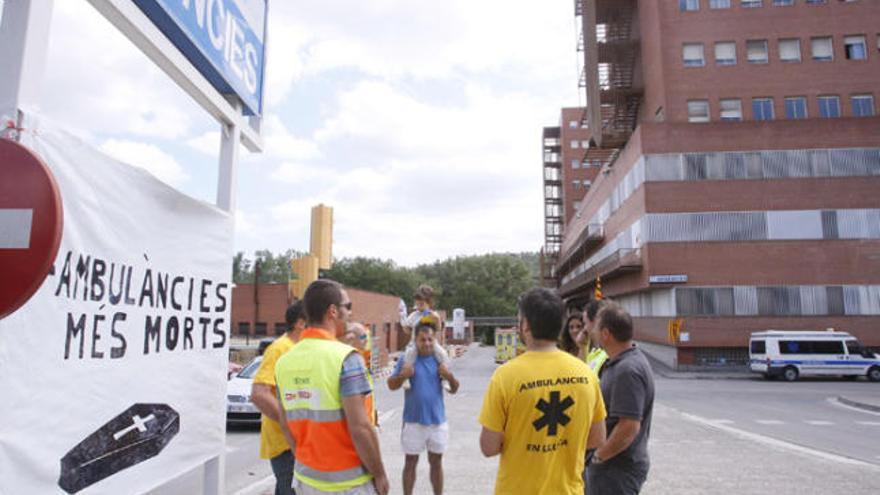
[
  {"x1": 290, "y1": 255, "x2": 320, "y2": 299},
  {"x1": 310, "y1": 204, "x2": 333, "y2": 270}
]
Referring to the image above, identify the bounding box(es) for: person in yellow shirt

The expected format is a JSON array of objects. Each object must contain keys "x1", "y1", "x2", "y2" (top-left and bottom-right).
[
  {"x1": 251, "y1": 300, "x2": 306, "y2": 495},
  {"x1": 479, "y1": 288, "x2": 607, "y2": 495}
]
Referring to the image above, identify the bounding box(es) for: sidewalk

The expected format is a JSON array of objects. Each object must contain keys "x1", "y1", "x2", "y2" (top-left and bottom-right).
[
  {"x1": 645, "y1": 353, "x2": 752, "y2": 381},
  {"x1": 838, "y1": 395, "x2": 880, "y2": 414}
]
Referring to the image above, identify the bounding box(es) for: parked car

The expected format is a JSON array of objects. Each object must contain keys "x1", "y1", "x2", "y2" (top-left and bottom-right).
[
  {"x1": 227, "y1": 361, "x2": 243, "y2": 380},
  {"x1": 749, "y1": 330, "x2": 880, "y2": 382},
  {"x1": 258, "y1": 337, "x2": 275, "y2": 356},
  {"x1": 226, "y1": 356, "x2": 262, "y2": 425}
]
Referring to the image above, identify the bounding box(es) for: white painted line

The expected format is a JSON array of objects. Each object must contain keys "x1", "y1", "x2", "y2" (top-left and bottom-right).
[
  {"x1": 378, "y1": 408, "x2": 397, "y2": 425},
  {"x1": 0, "y1": 209, "x2": 33, "y2": 249},
  {"x1": 229, "y1": 474, "x2": 275, "y2": 495},
  {"x1": 706, "y1": 419, "x2": 734, "y2": 425},
  {"x1": 856, "y1": 421, "x2": 880, "y2": 426},
  {"x1": 681, "y1": 412, "x2": 879, "y2": 469},
  {"x1": 805, "y1": 420, "x2": 834, "y2": 426},
  {"x1": 828, "y1": 397, "x2": 880, "y2": 417},
  {"x1": 755, "y1": 420, "x2": 785, "y2": 425}
]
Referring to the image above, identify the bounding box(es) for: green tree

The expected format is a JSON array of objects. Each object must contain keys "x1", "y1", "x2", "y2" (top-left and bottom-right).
[
  {"x1": 233, "y1": 250, "x2": 537, "y2": 317},
  {"x1": 416, "y1": 253, "x2": 532, "y2": 317},
  {"x1": 232, "y1": 249, "x2": 306, "y2": 284},
  {"x1": 323, "y1": 257, "x2": 422, "y2": 302},
  {"x1": 232, "y1": 251, "x2": 253, "y2": 284}
]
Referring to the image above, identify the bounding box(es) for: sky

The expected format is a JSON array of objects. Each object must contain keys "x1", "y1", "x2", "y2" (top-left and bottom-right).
[{"x1": 31, "y1": 1, "x2": 583, "y2": 267}]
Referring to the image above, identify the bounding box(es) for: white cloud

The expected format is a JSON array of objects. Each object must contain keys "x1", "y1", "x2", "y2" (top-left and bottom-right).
[
  {"x1": 100, "y1": 139, "x2": 189, "y2": 188},
  {"x1": 40, "y1": 1, "x2": 578, "y2": 265},
  {"x1": 235, "y1": 209, "x2": 256, "y2": 235},
  {"x1": 186, "y1": 131, "x2": 220, "y2": 156},
  {"x1": 262, "y1": 115, "x2": 321, "y2": 161},
  {"x1": 40, "y1": 2, "x2": 207, "y2": 140},
  {"x1": 269, "y1": 0, "x2": 577, "y2": 86}
]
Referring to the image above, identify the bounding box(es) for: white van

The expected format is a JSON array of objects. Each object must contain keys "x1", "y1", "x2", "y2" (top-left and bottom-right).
[{"x1": 749, "y1": 330, "x2": 880, "y2": 382}]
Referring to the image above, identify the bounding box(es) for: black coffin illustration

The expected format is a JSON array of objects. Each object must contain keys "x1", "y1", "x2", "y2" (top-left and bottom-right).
[{"x1": 58, "y1": 403, "x2": 180, "y2": 494}]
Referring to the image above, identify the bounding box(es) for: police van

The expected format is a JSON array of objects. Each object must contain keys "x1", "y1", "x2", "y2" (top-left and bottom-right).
[{"x1": 749, "y1": 330, "x2": 880, "y2": 382}]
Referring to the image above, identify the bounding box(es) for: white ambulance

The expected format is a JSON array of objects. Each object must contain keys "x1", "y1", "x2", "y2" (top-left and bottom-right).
[{"x1": 749, "y1": 330, "x2": 880, "y2": 382}]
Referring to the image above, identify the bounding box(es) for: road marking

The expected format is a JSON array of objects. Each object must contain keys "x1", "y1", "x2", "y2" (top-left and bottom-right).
[
  {"x1": 378, "y1": 408, "x2": 397, "y2": 425},
  {"x1": 805, "y1": 420, "x2": 834, "y2": 426},
  {"x1": 857, "y1": 421, "x2": 880, "y2": 426},
  {"x1": 707, "y1": 419, "x2": 734, "y2": 425},
  {"x1": 755, "y1": 420, "x2": 785, "y2": 425},
  {"x1": 0, "y1": 209, "x2": 33, "y2": 249},
  {"x1": 680, "y1": 411, "x2": 878, "y2": 468}
]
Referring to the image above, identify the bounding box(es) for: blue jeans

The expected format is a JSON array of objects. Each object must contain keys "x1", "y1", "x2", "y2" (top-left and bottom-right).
[{"x1": 270, "y1": 450, "x2": 295, "y2": 495}]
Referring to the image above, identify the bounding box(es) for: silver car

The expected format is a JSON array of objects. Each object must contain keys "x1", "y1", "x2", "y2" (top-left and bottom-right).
[{"x1": 226, "y1": 357, "x2": 263, "y2": 425}]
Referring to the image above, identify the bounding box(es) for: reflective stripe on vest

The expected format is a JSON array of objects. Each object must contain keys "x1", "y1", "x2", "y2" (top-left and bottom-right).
[
  {"x1": 295, "y1": 463, "x2": 369, "y2": 483},
  {"x1": 587, "y1": 347, "x2": 609, "y2": 374},
  {"x1": 285, "y1": 409, "x2": 345, "y2": 422},
  {"x1": 275, "y1": 332, "x2": 373, "y2": 491}
]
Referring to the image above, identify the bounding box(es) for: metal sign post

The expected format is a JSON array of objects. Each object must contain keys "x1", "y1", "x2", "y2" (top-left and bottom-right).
[
  {"x1": 0, "y1": 1, "x2": 268, "y2": 493},
  {"x1": 0, "y1": 0, "x2": 55, "y2": 137}
]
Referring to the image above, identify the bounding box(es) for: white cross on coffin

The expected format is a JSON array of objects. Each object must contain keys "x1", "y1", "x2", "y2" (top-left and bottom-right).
[
  {"x1": 113, "y1": 414, "x2": 157, "y2": 441},
  {"x1": 0, "y1": 209, "x2": 33, "y2": 249}
]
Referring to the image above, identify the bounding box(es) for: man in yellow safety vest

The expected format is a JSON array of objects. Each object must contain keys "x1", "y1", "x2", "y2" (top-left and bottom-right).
[{"x1": 275, "y1": 280, "x2": 390, "y2": 495}]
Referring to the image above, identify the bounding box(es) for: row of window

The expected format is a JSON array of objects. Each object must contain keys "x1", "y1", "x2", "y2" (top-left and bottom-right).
[
  {"x1": 683, "y1": 35, "x2": 874, "y2": 67},
  {"x1": 615, "y1": 285, "x2": 880, "y2": 319},
  {"x1": 674, "y1": 285, "x2": 880, "y2": 318},
  {"x1": 571, "y1": 179, "x2": 592, "y2": 190},
  {"x1": 572, "y1": 158, "x2": 603, "y2": 169},
  {"x1": 681, "y1": 0, "x2": 856, "y2": 12},
  {"x1": 646, "y1": 148, "x2": 880, "y2": 182},
  {"x1": 687, "y1": 94, "x2": 875, "y2": 122}
]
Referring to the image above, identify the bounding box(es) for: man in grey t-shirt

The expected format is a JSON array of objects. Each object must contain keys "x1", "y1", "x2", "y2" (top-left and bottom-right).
[{"x1": 586, "y1": 303, "x2": 655, "y2": 495}]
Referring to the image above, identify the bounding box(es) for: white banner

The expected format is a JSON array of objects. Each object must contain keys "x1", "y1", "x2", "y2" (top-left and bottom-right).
[{"x1": 0, "y1": 125, "x2": 232, "y2": 494}]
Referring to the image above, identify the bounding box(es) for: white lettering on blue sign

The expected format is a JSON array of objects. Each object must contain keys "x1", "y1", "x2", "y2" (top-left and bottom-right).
[
  {"x1": 134, "y1": 0, "x2": 266, "y2": 115},
  {"x1": 648, "y1": 275, "x2": 688, "y2": 284}
]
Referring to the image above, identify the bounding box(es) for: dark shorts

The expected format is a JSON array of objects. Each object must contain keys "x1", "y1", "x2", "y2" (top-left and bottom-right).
[{"x1": 586, "y1": 461, "x2": 649, "y2": 495}]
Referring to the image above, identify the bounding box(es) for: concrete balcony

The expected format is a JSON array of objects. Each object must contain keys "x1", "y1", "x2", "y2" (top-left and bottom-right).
[{"x1": 559, "y1": 248, "x2": 643, "y2": 297}]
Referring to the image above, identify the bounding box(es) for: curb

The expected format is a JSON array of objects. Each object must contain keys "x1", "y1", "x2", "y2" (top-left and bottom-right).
[
  {"x1": 644, "y1": 353, "x2": 752, "y2": 381},
  {"x1": 837, "y1": 395, "x2": 880, "y2": 414}
]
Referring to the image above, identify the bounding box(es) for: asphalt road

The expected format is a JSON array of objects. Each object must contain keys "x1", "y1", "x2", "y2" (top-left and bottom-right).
[
  {"x1": 657, "y1": 376, "x2": 880, "y2": 466},
  {"x1": 152, "y1": 345, "x2": 880, "y2": 494}
]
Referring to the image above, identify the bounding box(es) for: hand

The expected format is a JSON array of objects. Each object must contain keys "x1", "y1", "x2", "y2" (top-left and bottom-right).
[
  {"x1": 575, "y1": 328, "x2": 589, "y2": 347},
  {"x1": 400, "y1": 364, "x2": 415, "y2": 379},
  {"x1": 437, "y1": 363, "x2": 451, "y2": 380},
  {"x1": 373, "y1": 474, "x2": 390, "y2": 495}
]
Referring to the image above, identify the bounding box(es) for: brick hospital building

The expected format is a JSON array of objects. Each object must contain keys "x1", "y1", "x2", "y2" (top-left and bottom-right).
[{"x1": 543, "y1": 0, "x2": 880, "y2": 368}]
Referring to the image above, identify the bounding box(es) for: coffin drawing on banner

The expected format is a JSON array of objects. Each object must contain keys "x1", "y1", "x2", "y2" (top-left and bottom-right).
[{"x1": 58, "y1": 403, "x2": 180, "y2": 494}]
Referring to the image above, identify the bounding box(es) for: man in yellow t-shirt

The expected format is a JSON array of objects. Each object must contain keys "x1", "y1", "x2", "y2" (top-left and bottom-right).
[
  {"x1": 479, "y1": 288, "x2": 607, "y2": 495},
  {"x1": 251, "y1": 300, "x2": 306, "y2": 495}
]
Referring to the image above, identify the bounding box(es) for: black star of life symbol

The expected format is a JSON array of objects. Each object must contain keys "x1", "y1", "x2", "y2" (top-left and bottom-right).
[{"x1": 532, "y1": 390, "x2": 574, "y2": 436}]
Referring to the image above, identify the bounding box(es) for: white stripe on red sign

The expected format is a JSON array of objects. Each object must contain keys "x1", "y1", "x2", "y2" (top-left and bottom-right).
[{"x1": 0, "y1": 209, "x2": 34, "y2": 249}]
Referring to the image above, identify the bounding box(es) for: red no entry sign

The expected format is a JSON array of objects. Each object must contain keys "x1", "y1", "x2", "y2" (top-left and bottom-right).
[{"x1": 0, "y1": 138, "x2": 63, "y2": 319}]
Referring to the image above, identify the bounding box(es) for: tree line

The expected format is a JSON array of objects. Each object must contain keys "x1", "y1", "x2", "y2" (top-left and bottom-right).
[{"x1": 232, "y1": 251, "x2": 540, "y2": 317}]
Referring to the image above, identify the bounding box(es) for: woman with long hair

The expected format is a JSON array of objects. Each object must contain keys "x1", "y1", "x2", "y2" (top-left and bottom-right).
[{"x1": 559, "y1": 312, "x2": 585, "y2": 359}]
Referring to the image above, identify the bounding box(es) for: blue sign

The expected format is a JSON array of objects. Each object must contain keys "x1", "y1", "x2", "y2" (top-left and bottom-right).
[
  {"x1": 649, "y1": 274, "x2": 688, "y2": 284},
  {"x1": 133, "y1": 0, "x2": 267, "y2": 116}
]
